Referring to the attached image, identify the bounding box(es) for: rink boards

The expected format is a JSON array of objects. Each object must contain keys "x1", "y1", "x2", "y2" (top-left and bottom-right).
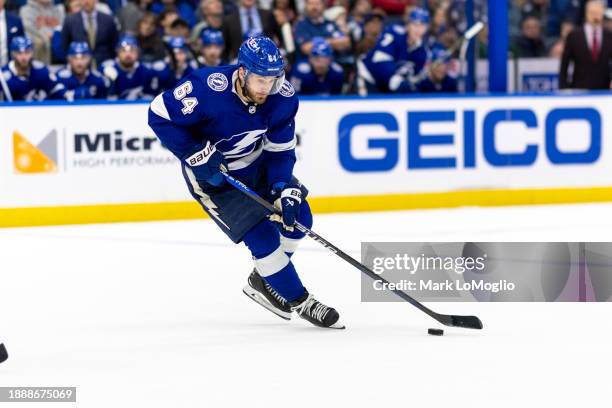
[{"x1": 1, "y1": 92, "x2": 611, "y2": 226}]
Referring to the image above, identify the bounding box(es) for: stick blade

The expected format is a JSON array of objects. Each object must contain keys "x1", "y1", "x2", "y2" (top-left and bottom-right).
[
  {"x1": 450, "y1": 315, "x2": 483, "y2": 330},
  {"x1": 434, "y1": 313, "x2": 483, "y2": 329},
  {"x1": 464, "y1": 21, "x2": 484, "y2": 40}
]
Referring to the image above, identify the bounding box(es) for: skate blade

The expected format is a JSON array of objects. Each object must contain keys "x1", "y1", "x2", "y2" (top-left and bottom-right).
[
  {"x1": 326, "y1": 321, "x2": 346, "y2": 330},
  {"x1": 243, "y1": 286, "x2": 292, "y2": 321}
]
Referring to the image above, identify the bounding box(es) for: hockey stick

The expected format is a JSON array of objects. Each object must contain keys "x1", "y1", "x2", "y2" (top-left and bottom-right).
[
  {"x1": 0, "y1": 71, "x2": 13, "y2": 102},
  {"x1": 411, "y1": 21, "x2": 484, "y2": 86},
  {"x1": 222, "y1": 173, "x2": 483, "y2": 330}
]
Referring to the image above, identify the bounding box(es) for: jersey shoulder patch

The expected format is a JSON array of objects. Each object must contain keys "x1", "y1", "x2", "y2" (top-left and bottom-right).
[
  {"x1": 90, "y1": 68, "x2": 104, "y2": 78},
  {"x1": 279, "y1": 80, "x2": 295, "y2": 97},
  {"x1": 100, "y1": 59, "x2": 115, "y2": 68},
  {"x1": 31, "y1": 60, "x2": 45, "y2": 70},
  {"x1": 207, "y1": 72, "x2": 228, "y2": 92},
  {"x1": 151, "y1": 60, "x2": 167, "y2": 71},
  {"x1": 392, "y1": 25, "x2": 406, "y2": 35},
  {"x1": 57, "y1": 68, "x2": 72, "y2": 79},
  {"x1": 331, "y1": 62, "x2": 343, "y2": 73},
  {"x1": 296, "y1": 62, "x2": 311, "y2": 74}
]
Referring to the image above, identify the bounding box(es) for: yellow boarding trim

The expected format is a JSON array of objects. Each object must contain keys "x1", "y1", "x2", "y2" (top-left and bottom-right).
[{"x1": 3, "y1": 186, "x2": 612, "y2": 228}]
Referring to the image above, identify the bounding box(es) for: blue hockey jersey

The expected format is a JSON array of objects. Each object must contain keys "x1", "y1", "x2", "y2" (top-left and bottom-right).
[
  {"x1": 100, "y1": 59, "x2": 159, "y2": 100},
  {"x1": 56, "y1": 67, "x2": 108, "y2": 99},
  {"x1": 148, "y1": 65, "x2": 298, "y2": 186},
  {"x1": 289, "y1": 60, "x2": 344, "y2": 96},
  {"x1": 0, "y1": 60, "x2": 66, "y2": 101},
  {"x1": 416, "y1": 75, "x2": 458, "y2": 93},
  {"x1": 360, "y1": 25, "x2": 428, "y2": 93},
  {"x1": 150, "y1": 59, "x2": 198, "y2": 91}
]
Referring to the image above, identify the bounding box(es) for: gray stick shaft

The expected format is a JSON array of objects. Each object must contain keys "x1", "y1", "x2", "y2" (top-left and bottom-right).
[{"x1": 0, "y1": 72, "x2": 13, "y2": 102}]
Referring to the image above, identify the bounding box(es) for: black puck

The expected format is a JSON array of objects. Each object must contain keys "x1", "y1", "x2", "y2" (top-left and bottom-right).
[
  {"x1": 428, "y1": 328, "x2": 444, "y2": 336},
  {"x1": 0, "y1": 343, "x2": 7, "y2": 363}
]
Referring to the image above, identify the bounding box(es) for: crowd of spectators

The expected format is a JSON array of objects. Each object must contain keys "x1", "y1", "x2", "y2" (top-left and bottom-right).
[{"x1": 0, "y1": 0, "x2": 610, "y2": 101}]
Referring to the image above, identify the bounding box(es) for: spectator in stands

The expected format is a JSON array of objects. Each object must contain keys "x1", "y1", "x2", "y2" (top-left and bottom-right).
[
  {"x1": 272, "y1": 0, "x2": 297, "y2": 59},
  {"x1": 352, "y1": 10, "x2": 385, "y2": 57},
  {"x1": 168, "y1": 17, "x2": 190, "y2": 38},
  {"x1": 136, "y1": 12, "x2": 166, "y2": 62},
  {"x1": 370, "y1": 0, "x2": 414, "y2": 17},
  {"x1": 416, "y1": 46, "x2": 457, "y2": 93},
  {"x1": 546, "y1": 0, "x2": 580, "y2": 37},
  {"x1": 273, "y1": 0, "x2": 297, "y2": 26},
  {"x1": 429, "y1": 1, "x2": 450, "y2": 38},
  {"x1": 154, "y1": 35, "x2": 195, "y2": 89},
  {"x1": 197, "y1": 27, "x2": 225, "y2": 66},
  {"x1": 158, "y1": 8, "x2": 179, "y2": 35},
  {"x1": 358, "y1": 7, "x2": 429, "y2": 93},
  {"x1": 347, "y1": 0, "x2": 372, "y2": 43},
  {"x1": 290, "y1": 36, "x2": 344, "y2": 94},
  {"x1": 476, "y1": 21, "x2": 488, "y2": 58},
  {"x1": 1, "y1": 0, "x2": 25, "y2": 67},
  {"x1": 100, "y1": 34, "x2": 158, "y2": 99},
  {"x1": 151, "y1": 0, "x2": 196, "y2": 28},
  {"x1": 64, "y1": 0, "x2": 81, "y2": 14},
  {"x1": 56, "y1": 41, "x2": 107, "y2": 98},
  {"x1": 548, "y1": 19, "x2": 574, "y2": 58},
  {"x1": 0, "y1": 36, "x2": 66, "y2": 100},
  {"x1": 294, "y1": 0, "x2": 350, "y2": 60},
  {"x1": 221, "y1": 0, "x2": 280, "y2": 62},
  {"x1": 325, "y1": 5, "x2": 350, "y2": 37},
  {"x1": 118, "y1": 0, "x2": 154, "y2": 34},
  {"x1": 560, "y1": 0, "x2": 612, "y2": 89},
  {"x1": 512, "y1": 14, "x2": 547, "y2": 57},
  {"x1": 20, "y1": 0, "x2": 65, "y2": 64},
  {"x1": 61, "y1": 0, "x2": 119, "y2": 66},
  {"x1": 190, "y1": 0, "x2": 223, "y2": 45},
  {"x1": 509, "y1": 0, "x2": 550, "y2": 38}
]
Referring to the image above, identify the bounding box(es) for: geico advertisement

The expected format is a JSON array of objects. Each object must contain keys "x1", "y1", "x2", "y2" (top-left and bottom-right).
[
  {"x1": 0, "y1": 103, "x2": 189, "y2": 207},
  {"x1": 294, "y1": 94, "x2": 612, "y2": 196},
  {"x1": 1, "y1": 94, "x2": 611, "y2": 208}
]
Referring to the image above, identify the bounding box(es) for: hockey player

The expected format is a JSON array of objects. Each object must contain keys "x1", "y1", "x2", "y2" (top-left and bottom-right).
[
  {"x1": 56, "y1": 42, "x2": 108, "y2": 100},
  {"x1": 148, "y1": 36, "x2": 343, "y2": 329},
  {"x1": 100, "y1": 35, "x2": 158, "y2": 100},
  {"x1": 154, "y1": 36, "x2": 197, "y2": 91},
  {"x1": 0, "y1": 36, "x2": 66, "y2": 101},
  {"x1": 359, "y1": 7, "x2": 430, "y2": 94},
  {"x1": 289, "y1": 37, "x2": 344, "y2": 96},
  {"x1": 197, "y1": 28, "x2": 225, "y2": 68},
  {"x1": 416, "y1": 47, "x2": 458, "y2": 93}
]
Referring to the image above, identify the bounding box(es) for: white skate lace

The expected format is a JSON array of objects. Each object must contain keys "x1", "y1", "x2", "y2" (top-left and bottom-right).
[
  {"x1": 294, "y1": 295, "x2": 329, "y2": 322},
  {"x1": 264, "y1": 282, "x2": 287, "y2": 305}
]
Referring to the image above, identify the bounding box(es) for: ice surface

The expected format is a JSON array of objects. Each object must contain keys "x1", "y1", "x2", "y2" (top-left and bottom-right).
[{"x1": 1, "y1": 203, "x2": 611, "y2": 407}]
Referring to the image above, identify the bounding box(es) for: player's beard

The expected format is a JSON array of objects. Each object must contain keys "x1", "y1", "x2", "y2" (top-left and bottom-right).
[
  {"x1": 14, "y1": 58, "x2": 32, "y2": 75},
  {"x1": 241, "y1": 78, "x2": 268, "y2": 105}
]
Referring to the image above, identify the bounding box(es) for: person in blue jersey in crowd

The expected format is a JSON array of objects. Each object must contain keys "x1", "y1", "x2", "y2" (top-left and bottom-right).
[
  {"x1": 56, "y1": 42, "x2": 108, "y2": 100},
  {"x1": 289, "y1": 37, "x2": 344, "y2": 95},
  {"x1": 153, "y1": 36, "x2": 197, "y2": 90},
  {"x1": 197, "y1": 28, "x2": 226, "y2": 67},
  {"x1": 359, "y1": 7, "x2": 430, "y2": 94},
  {"x1": 147, "y1": 36, "x2": 344, "y2": 329},
  {"x1": 0, "y1": 36, "x2": 66, "y2": 101},
  {"x1": 416, "y1": 46, "x2": 457, "y2": 93},
  {"x1": 294, "y1": 0, "x2": 350, "y2": 61},
  {"x1": 100, "y1": 35, "x2": 159, "y2": 100}
]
